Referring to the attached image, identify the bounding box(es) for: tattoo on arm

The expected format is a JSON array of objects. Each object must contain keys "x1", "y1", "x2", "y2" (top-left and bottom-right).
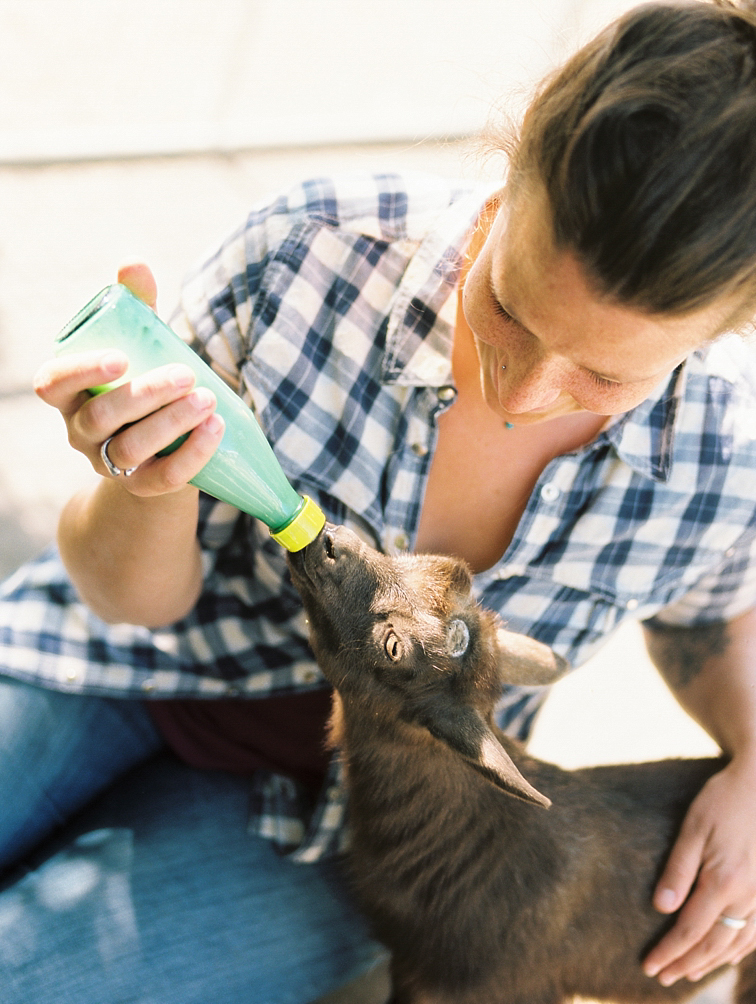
[{"x1": 643, "y1": 617, "x2": 730, "y2": 690}]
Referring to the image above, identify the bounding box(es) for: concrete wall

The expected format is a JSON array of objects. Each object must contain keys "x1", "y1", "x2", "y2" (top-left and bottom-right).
[{"x1": 1, "y1": 0, "x2": 640, "y2": 163}]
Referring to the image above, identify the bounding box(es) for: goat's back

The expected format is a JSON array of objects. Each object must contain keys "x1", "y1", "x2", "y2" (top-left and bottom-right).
[{"x1": 342, "y1": 722, "x2": 730, "y2": 1004}]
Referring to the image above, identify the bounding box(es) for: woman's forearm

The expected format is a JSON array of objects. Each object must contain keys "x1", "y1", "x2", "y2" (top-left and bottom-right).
[
  {"x1": 642, "y1": 605, "x2": 756, "y2": 761},
  {"x1": 58, "y1": 478, "x2": 204, "y2": 628}
]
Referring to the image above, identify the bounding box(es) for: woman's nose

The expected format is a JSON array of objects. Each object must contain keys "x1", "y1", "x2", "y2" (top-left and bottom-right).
[{"x1": 499, "y1": 355, "x2": 565, "y2": 413}]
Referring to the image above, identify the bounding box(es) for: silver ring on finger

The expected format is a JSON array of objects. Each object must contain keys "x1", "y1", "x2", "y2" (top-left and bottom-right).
[
  {"x1": 718, "y1": 914, "x2": 748, "y2": 930},
  {"x1": 100, "y1": 436, "x2": 137, "y2": 478}
]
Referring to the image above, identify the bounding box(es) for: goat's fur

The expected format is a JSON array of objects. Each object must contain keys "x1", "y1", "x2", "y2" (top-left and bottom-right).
[{"x1": 287, "y1": 524, "x2": 755, "y2": 1004}]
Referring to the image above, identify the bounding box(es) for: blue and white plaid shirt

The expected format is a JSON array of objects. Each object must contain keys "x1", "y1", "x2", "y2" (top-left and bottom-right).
[{"x1": 3, "y1": 172, "x2": 756, "y2": 861}]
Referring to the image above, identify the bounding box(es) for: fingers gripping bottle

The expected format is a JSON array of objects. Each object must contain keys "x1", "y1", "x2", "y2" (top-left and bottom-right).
[{"x1": 55, "y1": 284, "x2": 325, "y2": 552}]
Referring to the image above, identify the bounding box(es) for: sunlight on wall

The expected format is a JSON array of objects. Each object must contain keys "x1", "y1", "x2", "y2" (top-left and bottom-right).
[{"x1": 0, "y1": 0, "x2": 645, "y2": 163}]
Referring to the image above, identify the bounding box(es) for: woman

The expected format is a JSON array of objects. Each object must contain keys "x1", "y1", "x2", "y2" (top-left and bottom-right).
[{"x1": 3, "y1": 1, "x2": 756, "y2": 999}]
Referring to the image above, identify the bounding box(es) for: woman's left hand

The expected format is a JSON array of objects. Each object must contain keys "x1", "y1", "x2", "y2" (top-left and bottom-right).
[{"x1": 643, "y1": 756, "x2": 756, "y2": 985}]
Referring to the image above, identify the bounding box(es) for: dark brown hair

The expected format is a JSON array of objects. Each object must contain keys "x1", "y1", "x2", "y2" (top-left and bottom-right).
[{"x1": 507, "y1": 1, "x2": 756, "y2": 319}]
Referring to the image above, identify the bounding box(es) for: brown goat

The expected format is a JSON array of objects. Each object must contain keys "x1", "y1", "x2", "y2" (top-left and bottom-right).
[{"x1": 287, "y1": 524, "x2": 756, "y2": 1004}]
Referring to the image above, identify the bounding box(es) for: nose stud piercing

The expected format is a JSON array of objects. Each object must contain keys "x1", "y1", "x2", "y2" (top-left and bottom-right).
[{"x1": 501, "y1": 365, "x2": 507, "y2": 371}]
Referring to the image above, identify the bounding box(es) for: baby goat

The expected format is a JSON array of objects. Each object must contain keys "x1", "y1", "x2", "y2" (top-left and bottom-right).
[{"x1": 287, "y1": 524, "x2": 755, "y2": 1004}]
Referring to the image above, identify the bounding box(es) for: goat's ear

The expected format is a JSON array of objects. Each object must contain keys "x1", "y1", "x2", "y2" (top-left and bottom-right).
[
  {"x1": 496, "y1": 627, "x2": 570, "y2": 687},
  {"x1": 417, "y1": 700, "x2": 551, "y2": 809}
]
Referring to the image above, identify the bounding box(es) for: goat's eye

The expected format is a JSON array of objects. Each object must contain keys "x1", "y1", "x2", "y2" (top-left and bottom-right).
[{"x1": 384, "y1": 630, "x2": 403, "y2": 662}]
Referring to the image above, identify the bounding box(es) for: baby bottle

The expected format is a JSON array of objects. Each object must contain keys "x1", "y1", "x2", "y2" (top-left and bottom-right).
[{"x1": 55, "y1": 284, "x2": 325, "y2": 552}]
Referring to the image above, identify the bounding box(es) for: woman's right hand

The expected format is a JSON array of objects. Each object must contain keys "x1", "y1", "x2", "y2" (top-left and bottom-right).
[
  {"x1": 35, "y1": 264, "x2": 225, "y2": 626},
  {"x1": 33, "y1": 265, "x2": 225, "y2": 498},
  {"x1": 33, "y1": 349, "x2": 225, "y2": 495}
]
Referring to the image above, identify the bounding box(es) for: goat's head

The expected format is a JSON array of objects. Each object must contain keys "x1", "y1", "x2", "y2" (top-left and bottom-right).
[{"x1": 288, "y1": 525, "x2": 568, "y2": 808}]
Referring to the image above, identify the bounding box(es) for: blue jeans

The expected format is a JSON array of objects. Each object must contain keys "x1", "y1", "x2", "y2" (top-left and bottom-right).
[{"x1": 0, "y1": 677, "x2": 381, "y2": 1003}]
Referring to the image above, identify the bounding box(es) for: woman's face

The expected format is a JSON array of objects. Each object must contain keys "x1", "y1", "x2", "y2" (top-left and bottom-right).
[{"x1": 462, "y1": 188, "x2": 735, "y2": 426}]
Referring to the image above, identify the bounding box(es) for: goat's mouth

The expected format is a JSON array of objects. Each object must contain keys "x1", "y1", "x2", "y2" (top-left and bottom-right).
[{"x1": 286, "y1": 523, "x2": 335, "y2": 589}]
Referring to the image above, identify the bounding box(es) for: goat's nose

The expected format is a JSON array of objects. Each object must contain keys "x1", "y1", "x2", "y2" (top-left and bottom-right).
[{"x1": 323, "y1": 528, "x2": 336, "y2": 559}]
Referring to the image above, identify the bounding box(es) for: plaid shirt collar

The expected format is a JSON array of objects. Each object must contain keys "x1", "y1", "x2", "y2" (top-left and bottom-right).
[
  {"x1": 605, "y1": 336, "x2": 753, "y2": 483},
  {"x1": 383, "y1": 184, "x2": 498, "y2": 386},
  {"x1": 605, "y1": 364, "x2": 685, "y2": 483}
]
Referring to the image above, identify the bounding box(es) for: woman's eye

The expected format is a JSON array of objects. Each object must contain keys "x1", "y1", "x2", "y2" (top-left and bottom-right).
[
  {"x1": 586, "y1": 370, "x2": 621, "y2": 390},
  {"x1": 493, "y1": 301, "x2": 516, "y2": 323},
  {"x1": 489, "y1": 281, "x2": 515, "y2": 323},
  {"x1": 384, "y1": 631, "x2": 403, "y2": 662}
]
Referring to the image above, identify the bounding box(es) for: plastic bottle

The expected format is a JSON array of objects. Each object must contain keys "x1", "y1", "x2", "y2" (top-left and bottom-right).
[{"x1": 55, "y1": 284, "x2": 325, "y2": 551}]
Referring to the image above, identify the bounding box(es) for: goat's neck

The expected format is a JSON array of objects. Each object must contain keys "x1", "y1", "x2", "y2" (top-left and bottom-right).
[
  {"x1": 335, "y1": 699, "x2": 534, "y2": 844},
  {"x1": 334, "y1": 697, "x2": 557, "y2": 952}
]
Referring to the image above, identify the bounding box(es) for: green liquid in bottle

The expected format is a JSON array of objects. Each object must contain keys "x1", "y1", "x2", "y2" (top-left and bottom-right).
[{"x1": 56, "y1": 284, "x2": 325, "y2": 551}]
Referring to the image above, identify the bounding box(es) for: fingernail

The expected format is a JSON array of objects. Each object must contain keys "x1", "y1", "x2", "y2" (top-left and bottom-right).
[
  {"x1": 643, "y1": 963, "x2": 659, "y2": 978},
  {"x1": 205, "y1": 413, "x2": 224, "y2": 435},
  {"x1": 102, "y1": 350, "x2": 127, "y2": 374},
  {"x1": 689, "y1": 971, "x2": 703, "y2": 982},
  {"x1": 656, "y1": 888, "x2": 677, "y2": 911},
  {"x1": 189, "y1": 388, "x2": 215, "y2": 410},
  {"x1": 169, "y1": 365, "x2": 195, "y2": 388},
  {"x1": 659, "y1": 973, "x2": 677, "y2": 987}
]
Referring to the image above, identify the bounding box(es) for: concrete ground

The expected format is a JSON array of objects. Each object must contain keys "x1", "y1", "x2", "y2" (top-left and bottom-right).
[{"x1": 0, "y1": 140, "x2": 734, "y2": 1003}]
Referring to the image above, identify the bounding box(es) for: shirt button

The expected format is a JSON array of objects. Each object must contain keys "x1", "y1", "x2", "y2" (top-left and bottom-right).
[
  {"x1": 725, "y1": 547, "x2": 736, "y2": 558},
  {"x1": 394, "y1": 533, "x2": 409, "y2": 551},
  {"x1": 437, "y1": 385, "x2": 456, "y2": 402},
  {"x1": 411, "y1": 442, "x2": 428, "y2": 457},
  {"x1": 141, "y1": 678, "x2": 156, "y2": 693},
  {"x1": 540, "y1": 482, "x2": 560, "y2": 503},
  {"x1": 626, "y1": 598, "x2": 639, "y2": 611},
  {"x1": 65, "y1": 669, "x2": 78, "y2": 682},
  {"x1": 302, "y1": 668, "x2": 320, "y2": 684}
]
